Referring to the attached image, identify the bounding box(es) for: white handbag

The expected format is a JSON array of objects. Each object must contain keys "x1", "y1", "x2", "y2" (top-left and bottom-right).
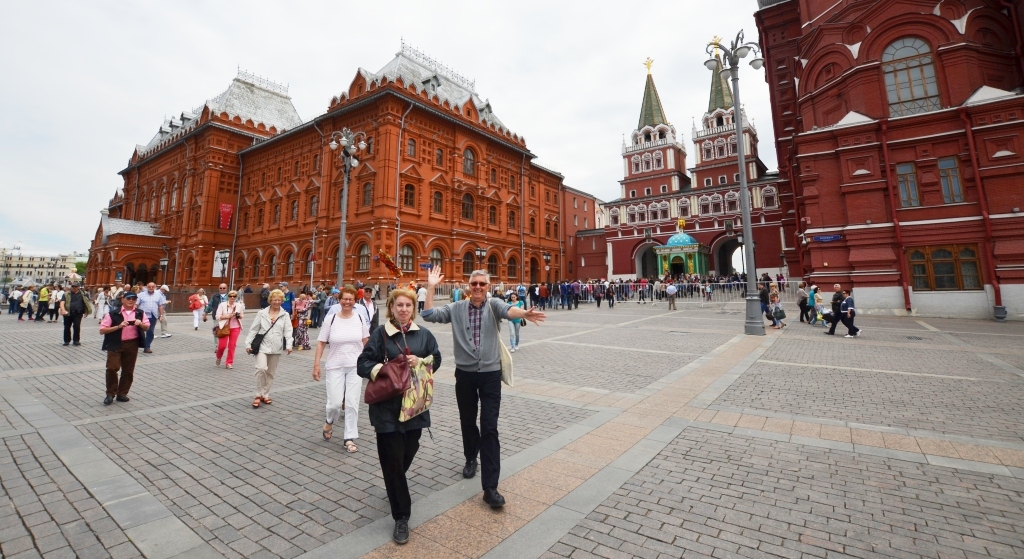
[{"x1": 491, "y1": 306, "x2": 514, "y2": 387}]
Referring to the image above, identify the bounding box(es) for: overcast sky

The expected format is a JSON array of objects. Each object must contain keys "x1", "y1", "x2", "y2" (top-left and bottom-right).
[{"x1": 0, "y1": 0, "x2": 776, "y2": 255}]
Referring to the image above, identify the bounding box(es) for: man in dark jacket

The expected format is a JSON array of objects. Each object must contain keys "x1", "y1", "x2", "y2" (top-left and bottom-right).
[
  {"x1": 758, "y1": 283, "x2": 770, "y2": 322},
  {"x1": 825, "y1": 283, "x2": 844, "y2": 335},
  {"x1": 259, "y1": 283, "x2": 270, "y2": 309}
]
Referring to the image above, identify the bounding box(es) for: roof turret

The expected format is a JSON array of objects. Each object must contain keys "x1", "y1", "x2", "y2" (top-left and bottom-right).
[
  {"x1": 707, "y1": 54, "x2": 734, "y2": 112},
  {"x1": 637, "y1": 59, "x2": 669, "y2": 129}
]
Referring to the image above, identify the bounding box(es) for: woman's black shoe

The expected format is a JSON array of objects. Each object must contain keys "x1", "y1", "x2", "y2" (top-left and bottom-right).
[{"x1": 393, "y1": 518, "x2": 409, "y2": 545}]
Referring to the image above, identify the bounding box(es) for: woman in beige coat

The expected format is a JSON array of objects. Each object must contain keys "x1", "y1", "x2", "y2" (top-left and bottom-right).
[{"x1": 245, "y1": 289, "x2": 293, "y2": 408}]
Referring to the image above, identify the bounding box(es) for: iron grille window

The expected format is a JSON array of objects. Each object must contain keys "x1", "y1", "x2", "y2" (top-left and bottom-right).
[{"x1": 882, "y1": 38, "x2": 941, "y2": 117}]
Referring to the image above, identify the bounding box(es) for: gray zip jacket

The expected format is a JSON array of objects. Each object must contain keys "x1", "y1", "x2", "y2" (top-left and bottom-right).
[{"x1": 421, "y1": 297, "x2": 511, "y2": 372}]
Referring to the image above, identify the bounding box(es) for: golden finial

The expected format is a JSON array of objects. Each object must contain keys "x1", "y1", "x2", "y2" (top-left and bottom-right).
[
  {"x1": 644, "y1": 57, "x2": 654, "y2": 74},
  {"x1": 711, "y1": 36, "x2": 723, "y2": 57},
  {"x1": 677, "y1": 218, "x2": 686, "y2": 231}
]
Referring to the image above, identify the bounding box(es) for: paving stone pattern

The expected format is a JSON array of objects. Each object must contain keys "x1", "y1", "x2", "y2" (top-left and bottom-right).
[
  {"x1": 716, "y1": 361, "x2": 1024, "y2": 443},
  {"x1": 548, "y1": 427, "x2": 1024, "y2": 559},
  {"x1": 77, "y1": 382, "x2": 592, "y2": 559},
  {"x1": 0, "y1": 433, "x2": 143, "y2": 559}
]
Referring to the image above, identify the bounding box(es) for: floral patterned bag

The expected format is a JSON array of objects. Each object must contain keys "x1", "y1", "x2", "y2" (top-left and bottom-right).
[{"x1": 399, "y1": 355, "x2": 434, "y2": 422}]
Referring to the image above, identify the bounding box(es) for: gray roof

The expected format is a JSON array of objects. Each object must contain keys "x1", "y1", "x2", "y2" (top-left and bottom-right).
[
  {"x1": 105, "y1": 218, "x2": 164, "y2": 237},
  {"x1": 355, "y1": 43, "x2": 519, "y2": 141},
  {"x1": 136, "y1": 70, "x2": 302, "y2": 158}
]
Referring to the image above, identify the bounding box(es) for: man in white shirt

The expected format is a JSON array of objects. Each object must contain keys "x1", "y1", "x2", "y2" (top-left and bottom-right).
[{"x1": 416, "y1": 285, "x2": 427, "y2": 312}]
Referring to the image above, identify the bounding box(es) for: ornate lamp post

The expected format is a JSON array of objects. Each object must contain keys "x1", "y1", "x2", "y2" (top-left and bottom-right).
[
  {"x1": 543, "y1": 252, "x2": 551, "y2": 283},
  {"x1": 219, "y1": 253, "x2": 228, "y2": 281},
  {"x1": 160, "y1": 244, "x2": 169, "y2": 287},
  {"x1": 706, "y1": 31, "x2": 765, "y2": 336},
  {"x1": 475, "y1": 247, "x2": 486, "y2": 270},
  {"x1": 329, "y1": 128, "x2": 367, "y2": 287}
]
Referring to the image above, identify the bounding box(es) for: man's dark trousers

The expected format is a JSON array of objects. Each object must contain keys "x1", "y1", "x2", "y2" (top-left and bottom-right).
[
  {"x1": 827, "y1": 312, "x2": 842, "y2": 335},
  {"x1": 35, "y1": 301, "x2": 49, "y2": 321},
  {"x1": 63, "y1": 312, "x2": 84, "y2": 344},
  {"x1": 144, "y1": 313, "x2": 157, "y2": 349},
  {"x1": 454, "y1": 369, "x2": 501, "y2": 490}
]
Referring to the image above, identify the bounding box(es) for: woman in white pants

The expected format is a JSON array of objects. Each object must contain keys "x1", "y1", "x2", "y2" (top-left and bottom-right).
[
  {"x1": 189, "y1": 288, "x2": 208, "y2": 330},
  {"x1": 312, "y1": 286, "x2": 369, "y2": 453}
]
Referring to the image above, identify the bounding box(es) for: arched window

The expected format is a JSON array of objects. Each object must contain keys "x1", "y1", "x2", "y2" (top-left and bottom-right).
[
  {"x1": 487, "y1": 254, "x2": 498, "y2": 276},
  {"x1": 490, "y1": 168, "x2": 497, "y2": 183},
  {"x1": 242, "y1": 212, "x2": 249, "y2": 230},
  {"x1": 267, "y1": 254, "x2": 276, "y2": 278},
  {"x1": 642, "y1": 153, "x2": 652, "y2": 171},
  {"x1": 762, "y1": 187, "x2": 779, "y2": 209},
  {"x1": 507, "y1": 257, "x2": 518, "y2": 279},
  {"x1": 462, "y1": 252, "x2": 474, "y2": 276},
  {"x1": 627, "y1": 206, "x2": 637, "y2": 224},
  {"x1": 461, "y1": 194, "x2": 475, "y2": 220},
  {"x1": 632, "y1": 156, "x2": 641, "y2": 173},
  {"x1": 159, "y1": 188, "x2": 167, "y2": 214},
  {"x1": 286, "y1": 253, "x2": 295, "y2": 275},
  {"x1": 362, "y1": 183, "x2": 373, "y2": 207},
  {"x1": 300, "y1": 251, "x2": 311, "y2": 275},
  {"x1": 357, "y1": 244, "x2": 370, "y2": 271},
  {"x1": 509, "y1": 173, "x2": 517, "y2": 191},
  {"x1": 435, "y1": 148, "x2": 444, "y2": 166},
  {"x1": 366, "y1": 137, "x2": 374, "y2": 154},
  {"x1": 729, "y1": 136, "x2": 738, "y2": 155},
  {"x1": 170, "y1": 183, "x2": 177, "y2": 209},
  {"x1": 610, "y1": 208, "x2": 620, "y2": 225},
  {"x1": 553, "y1": 223, "x2": 558, "y2": 238},
  {"x1": 463, "y1": 149, "x2": 476, "y2": 176},
  {"x1": 659, "y1": 202, "x2": 670, "y2": 221},
  {"x1": 430, "y1": 248, "x2": 443, "y2": 269},
  {"x1": 653, "y1": 152, "x2": 664, "y2": 170},
  {"x1": 545, "y1": 220, "x2": 551, "y2": 237},
  {"x1": 398, "y1": 245, "x2": 415, "y2": 271},
  {"x1": 678, "y1": 199, "x2": 690, "y2": 217},
  {"x1": 407, "y1": 139, "x2": 416, "y2": 157},
  {"x1": 251, "y1": 257, "x2": 260, "y2": 279},
  {"x1": 290, "y1": 200, "x2": 298, "y2": 221},
  {"x1": 716, "y1": 115, "x2": 724, "y2": 127},
  {"x1": 404, "y1": 184, "x2": 416, "y2": 207},
  {"x1": 309, "y1": 195, "x2": 318, "y2": 217},
  {"x1": 715, "y1": 139, "x2": 727, "y2": 158},
  {"x1": 488, "y1": 205, "x2": 497, "y2": 225},
  {"x1": 257, "y1": 208, "x2": 264, "y2": 227},
  {"x1": 702, "y1": 141, "x2": 714, "y2": 161},
  {"x1": 698, "y1": 196, "x2": 711, "y2": 215},
  {"x1": 507, "y1": 209, "x2": 517, "y2": 230},
  {"x1": 182, "y1": 177, "x2": 189, "y2": 203},
  {"x1": 637, "y1": 206, "x2": 647, "y2": 223},
  {"x1": 149, "y1": 194, "x2": 156, "y2": 217},
  {"x1": 432, "y1": 192, "x2": 443, "y2": 213},
  {"x1": 726, "y1": 192, "x2": 739, "y2": 212},
  {"x1": 710, "y1": 194, "x2": 724, "y2": 214},
  {"x1": 529, "y1": 217, "x2": 536, "y2": 235},
  {"x1": 882, "y1": 37, "x2": 940, "y2": 117},
  {"x1": 273, "y1": 204, "x2": 280, "y2": 224}
]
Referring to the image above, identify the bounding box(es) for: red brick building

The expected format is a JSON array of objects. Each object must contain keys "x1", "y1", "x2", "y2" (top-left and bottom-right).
[
  {"x1": 756, "y1": 0, "x2": 1024, "y2": 318},
  {"x1": 88, "y1": 45, "x2": 600, "y2": 290},
  {"x1": 587, "y1": 63, "x2": 788, "y2": 280}
]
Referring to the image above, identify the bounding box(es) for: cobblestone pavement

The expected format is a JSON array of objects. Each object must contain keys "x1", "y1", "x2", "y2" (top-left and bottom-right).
[{"x1": 1, "y1": 304, "x2": 1023, "y2": 558}]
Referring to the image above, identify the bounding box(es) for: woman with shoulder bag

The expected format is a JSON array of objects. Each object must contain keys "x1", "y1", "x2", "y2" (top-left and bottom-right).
[
  {"x1": 769, "y1": 288, "x2": 787, "y2": 329},
  {"x1": 313, "y1": 286, "x2": 369, "y2": 452},
  {"x1": 245, "y1": 289, "x2": 293, "y2": 408},
  {"x1": 796, "y1": 282, "x2": 810, "y2": 323},
  {"x1": 215, "y1": 290, "x2": 245, "y2": 369},
  {"x1": 189, "y1": 288, "x2": 207, "y2": 330},
  {"x1": 356, "y1": 288, "x2": 441, "y2": 545}
]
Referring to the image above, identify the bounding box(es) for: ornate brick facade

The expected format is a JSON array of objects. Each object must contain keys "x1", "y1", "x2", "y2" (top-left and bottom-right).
[{"x1": 88, "y1": 47, "x2": 599, "y2": 290}]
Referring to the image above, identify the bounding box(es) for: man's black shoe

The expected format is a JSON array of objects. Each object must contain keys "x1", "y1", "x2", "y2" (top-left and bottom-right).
[
  {"x1": 63, "y1": 343, "x2": 69, "y2": 346},
  {"x1": 103, "y1": 396, "x2": 113, "y2": 406},
  {"x1": 115, "y1": 396, "x2": 130, "y2": 402},
  {"x1": 483, "y1": 488, "x2": 505, "y2": 509},
  {"x1": 462, "y1": 460, "x2": 477, "y2": 479},
  {"x1": 393, "y1": 518, "x2": 409, "y2": 545},
  {"x1": 72, "y1": 342, "x2": 80, "y2": 346}
]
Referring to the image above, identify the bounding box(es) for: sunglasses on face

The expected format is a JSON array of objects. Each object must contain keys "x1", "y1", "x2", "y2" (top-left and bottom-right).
[{"x1": 470, "y1": 282, "x2": 488, "y2": 287}]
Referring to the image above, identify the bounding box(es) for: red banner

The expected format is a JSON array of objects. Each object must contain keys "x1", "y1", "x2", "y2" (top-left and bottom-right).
[{"x1": 218, "y1": 203, "x2": 234, "y2": 229}]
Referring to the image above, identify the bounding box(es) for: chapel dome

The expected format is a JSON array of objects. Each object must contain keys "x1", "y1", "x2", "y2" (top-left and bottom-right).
[{"x1": 664, "y1": 231, "x2": 699, "y2": 247}]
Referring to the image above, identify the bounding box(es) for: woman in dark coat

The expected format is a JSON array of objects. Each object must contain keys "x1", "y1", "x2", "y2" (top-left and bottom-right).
[{"x1": 357, "y1": 288, "x2": 441, "y2": 545}]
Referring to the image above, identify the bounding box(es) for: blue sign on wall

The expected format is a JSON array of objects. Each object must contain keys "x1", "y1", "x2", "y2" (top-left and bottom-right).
[{"x1": 812, "y1": 234, "x2": 843, "y2": 243}]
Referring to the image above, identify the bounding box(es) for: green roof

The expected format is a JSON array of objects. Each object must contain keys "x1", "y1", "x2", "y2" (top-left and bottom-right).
[
  {"x1": 708, "y1": 55, "x2": 734, "y2": 112},
  {"x1": 637, "y1": 73, "x2": 669, "y2": 129}
]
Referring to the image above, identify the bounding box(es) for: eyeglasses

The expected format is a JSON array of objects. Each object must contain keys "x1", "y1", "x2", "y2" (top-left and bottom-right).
[{"x1": 469, "y1": 282, "x2": 488, "y2": 287}]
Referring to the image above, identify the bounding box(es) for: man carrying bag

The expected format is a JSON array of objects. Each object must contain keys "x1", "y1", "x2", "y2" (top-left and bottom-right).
[{"x1": 420, "y1": 266, "x2": 545, "y2": 509}]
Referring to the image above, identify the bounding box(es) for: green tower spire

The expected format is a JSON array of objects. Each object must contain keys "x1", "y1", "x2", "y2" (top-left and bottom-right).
[
  {"x1": 637, "y1": 59, "x2": 669, "y2": 129},
  {"x1": 707, "y1": 54, "x2": 734, "y2": 112}
]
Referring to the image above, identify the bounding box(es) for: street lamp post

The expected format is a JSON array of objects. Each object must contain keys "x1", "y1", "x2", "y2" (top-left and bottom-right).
[
  {"x1": 706, "y1": 30, "x2": 765, "y2": 336},
  {"x1": 160, "y1": 244, "x2": 169, "y2": 288},
  {"x1": 219, "y1": 254, "x2": 228, "y2": 282},
  {"x1": 543, "y1": 252, "x2": 551, "y2": 283},
  {"x1": 475, "y1": 247, "x2": 486, "y2": 270},
  {"x1": 329, "y1": 128, "x2": 367, "y2": 288}
]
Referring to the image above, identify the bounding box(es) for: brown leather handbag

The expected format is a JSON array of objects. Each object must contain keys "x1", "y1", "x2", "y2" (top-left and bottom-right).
[{"x1": 364, "y1": 334, "x2": 411, "y2": 404}]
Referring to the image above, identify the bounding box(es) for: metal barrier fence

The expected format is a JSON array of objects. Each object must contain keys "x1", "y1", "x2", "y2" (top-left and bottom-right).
[{"x1": 477, "y1": 280, "x2": 806, "y2": 306}]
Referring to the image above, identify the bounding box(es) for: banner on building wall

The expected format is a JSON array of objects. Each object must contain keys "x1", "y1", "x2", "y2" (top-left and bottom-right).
[
  {"x1": 212, "y1": 250, "x2": 231, "y2": 278},
  {"x1": 218, "y1": 204, "x2": 234, "y2": 229}
]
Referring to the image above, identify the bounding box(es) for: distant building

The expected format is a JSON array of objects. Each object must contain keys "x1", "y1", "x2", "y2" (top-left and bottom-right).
[
  {"x1": 755, "y1": 0, "x2": 1024, "y2": 318},
  {"x1": 88, "y1": 44, "x2": 600, "y2": 290},
  {"x1": 1, "y1": 251, "x2": 81, "y2": 286}
]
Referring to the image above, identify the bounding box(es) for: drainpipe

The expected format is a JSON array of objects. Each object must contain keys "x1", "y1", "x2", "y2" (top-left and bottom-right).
[
  {"x1": 788, "y1": 137, "x2": 806, "y2": 278},
  {"x1": 879, "y1": 120, "x2": 913, "y2": 312},
  {"x1": 394, "y1": 102, "x2": 414, "y2": 265},
  {"x1": 998, "y1": 0, "x2": 1024, "y2": 81},
  {"x1": 520, "y1": 153, "x2": 527, "y2": 282},
  {"x1": 228, "y1": 155, "x2": 244, "y2": 289},
  {"x1": 558, "y1": 179, "x2": 564, "y2": 281},
  {"x1": 959, "y1": 108, "x2": 1003, "y2": 311},
  {"x1": 313, "y1": 121, "x2": 326, "y2": 285},
  {"x1": 174, "y1": 139, "x2": 191, "y2": 289}
]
